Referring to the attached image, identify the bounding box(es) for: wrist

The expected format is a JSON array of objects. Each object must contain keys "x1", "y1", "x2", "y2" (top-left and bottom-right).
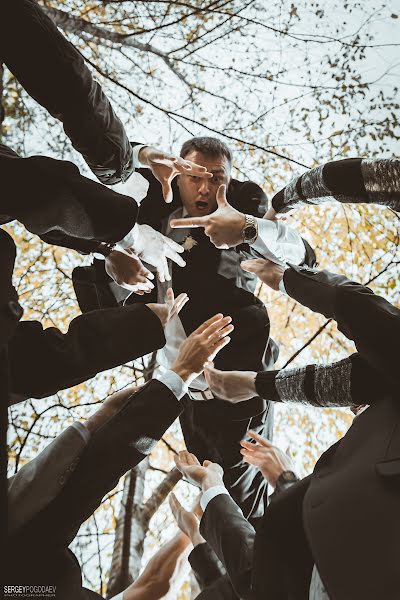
[
  {"x1": 201, "y1": 475, "x2": 224, "y2": 492},
  {"x1": 171, "y1": 365, "x2": 193, "y2": 384},
  {"x1": 241, "y1": 214, "x2": 258, "y2": 244},
  {"x1": 138, "y1": 145, "x2": 151, "y2": 166},
  {"x1": 189, "y1": 530, "x2": 205, "y2": 547}
]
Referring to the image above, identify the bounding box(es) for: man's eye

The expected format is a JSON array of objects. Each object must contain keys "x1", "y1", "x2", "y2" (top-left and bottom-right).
[{"x1": 191, "y1": 176, "x2": 200, "y2": 182}]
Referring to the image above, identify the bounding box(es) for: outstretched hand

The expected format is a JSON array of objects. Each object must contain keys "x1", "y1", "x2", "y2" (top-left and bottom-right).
[
  {"x1": 241, "y1": 258, "x2": 285, "y2": 291},
  {"x1": 204, "y1": 365, "x2": 257, "y2": 402},
  {"x1": 174, "y1": 450, "x2": 224, "y2": 491},
  {"x1": 171, "y1": 313, "x2": 233, "y2": 385},
  {"x1": 139, "y1": 146, "x2": 213, "y2": 203},
  {"x1": 130, "y1": 223, "x2": 186, "y2": 282},
  {"x1": 146, "y1": 288, "x2": 189, "y2": 328},
  {"x1": 169, "y1": 493, "x2": 205, "y2": 546},
  {"x1": 240, "y1": 430, "x2": 296, "y2": 487},
  {"x1": 170, "y1": 185, "x2": 246, "y2": 249},
  {"x1": 105, "y1": 249, "x2": 154, "y2": 294}
]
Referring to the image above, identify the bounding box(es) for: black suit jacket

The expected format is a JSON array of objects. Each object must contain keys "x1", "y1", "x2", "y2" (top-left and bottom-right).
[
  {"x1": 201, "y1": 265, "x2": 400, "y2": 600},
  {"x1": 7, "y1": 380, "x2": 182, "y2": 599}
]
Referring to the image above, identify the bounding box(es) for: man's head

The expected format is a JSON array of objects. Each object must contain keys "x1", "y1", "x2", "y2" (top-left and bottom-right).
[{"x1": 177, "y1": 137, "x2": 232, "y2": 217}]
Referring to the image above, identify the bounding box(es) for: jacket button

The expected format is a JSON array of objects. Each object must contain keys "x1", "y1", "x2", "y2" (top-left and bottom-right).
[
  {"x1": 7, "y1": 301, "x2": 23, "y2": 320},
  {"x1": 59, "y1": 474, "x2": 66, "y2": 486}
]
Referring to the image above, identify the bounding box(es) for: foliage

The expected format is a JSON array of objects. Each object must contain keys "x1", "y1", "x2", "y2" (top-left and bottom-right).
[{"x1": 3, "y1": 1, "x2": 399, "y2": 597}]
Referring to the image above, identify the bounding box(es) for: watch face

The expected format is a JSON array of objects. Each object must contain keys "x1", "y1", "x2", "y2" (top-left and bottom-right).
[{"x1": 244, "y1": 225, "x2": 257, "y2": 240}]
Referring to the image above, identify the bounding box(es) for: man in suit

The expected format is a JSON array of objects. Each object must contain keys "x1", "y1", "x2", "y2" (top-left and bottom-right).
[
  {"x1": 187, "y1": 157, "x2": 400, "y2": 599},
  {"x1": 170, "y1": 429, "x2": 300, "y2": 600},
  {"x1": 6, "y1": 313, "x2": 233, "y2": 600},
  {"x1": 73, "y1": 136, "x2": 313, "y2": 522},
  {"x1": 185, "y1": 264, "x2": 400, "y2": 600}
]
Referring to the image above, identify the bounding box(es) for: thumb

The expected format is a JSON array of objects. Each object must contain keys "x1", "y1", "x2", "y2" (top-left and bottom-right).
[
  {"x1": 216, "y1": 184, "x2": 228, "y2": 208},
  {"x1": 241, "y1": 259, "x2": 259, "y2": 273},
  {"x1": 165, "y1": 287, "x2": 174, "y2": 305}
]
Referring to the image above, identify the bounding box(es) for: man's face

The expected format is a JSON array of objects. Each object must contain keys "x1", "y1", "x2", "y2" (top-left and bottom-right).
[{"x1": 177, "y1": 150, "x2": 231, "y2": 217}]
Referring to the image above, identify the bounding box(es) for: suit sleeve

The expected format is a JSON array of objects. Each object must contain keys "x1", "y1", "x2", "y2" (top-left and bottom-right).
[
  {"x1": 1, "y1": 0, "x2": 138, "y2": 184},
  {"x1": 272, "y1": 158, "x2": 400, "y2": 214},
  {"x1": 200, "y1": 495, "x2": 256, "y2": 600},
  {"x1": 7, "y1": 304, "x2": 165, "y2": 401},
  {"x1": 188, "y1": 543, "x2": 226, "y2": 590},
  {"x1": 0, "y1": 143, "x2": 138, "y2": 253},
  {"x1": 256, "y1": 264, "x2": 400, "y2": 404},
  {"x1": 10, "y1": 380, "x2": 182, "y2": 549}
]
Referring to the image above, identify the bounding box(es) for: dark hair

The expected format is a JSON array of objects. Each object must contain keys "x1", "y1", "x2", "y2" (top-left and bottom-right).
[{"x1": 180, "y1": 136, "x2": 232, "y2": 165}]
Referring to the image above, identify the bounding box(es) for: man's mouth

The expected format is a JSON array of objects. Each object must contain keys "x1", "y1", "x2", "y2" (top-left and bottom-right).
[{"x1": 195, "y1": 200, "x2": 209, "y2": 212}]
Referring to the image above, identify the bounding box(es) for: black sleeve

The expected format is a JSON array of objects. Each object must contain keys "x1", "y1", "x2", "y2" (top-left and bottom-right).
[
  {"x1": 1, "y1": 0, "x2": 139, "y2": 184},
  {"x1": 188, "y1": 543, "x2": 226, "y2": 590},
  {"x1": 272, "y1": 158, "x2": 400, "y2": 213},
  {"x1": 283, "y1": 265, "x2": 400, "y2": 387},
  {"x1": 228, "y1": 179, "x2": 268, "y2": 221},
  {"x1": 200, "y1": 495, "x2": 256, "y2": 600},
  {"x1": 0, "y1": 144, "x2": 138, "y2": 253},
  {"x1": 255, "y1": 263, "x2": 400, "y2": 405},
  {"x1": 7, "y1": 304, "x2": 165, "y2": 401},
  {"x1": 10, "y1": 380, "x2": 182, "y2": 552}
]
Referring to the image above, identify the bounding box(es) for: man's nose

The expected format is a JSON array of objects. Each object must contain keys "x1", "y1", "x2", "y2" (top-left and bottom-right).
[{"x1": 198, "y1": 179, "x2": 210, "y2": 195}]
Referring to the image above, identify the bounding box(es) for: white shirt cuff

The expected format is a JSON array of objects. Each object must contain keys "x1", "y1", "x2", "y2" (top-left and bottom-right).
[
  {"x1": 251, "y1": 217, "x2": 305, "y2": 266},
  {"x1": 200, "y1": 485, "x2": 230, "y2": 512},
  {"x1": 154, "y1": 369, "x2": 188, "y2": 401},
  {"x1": 131, "y1": 144, "x2": 147, "y2": 168},
  {"x1": 117, "y1": 222, "x2": 140, "y2": 249}
]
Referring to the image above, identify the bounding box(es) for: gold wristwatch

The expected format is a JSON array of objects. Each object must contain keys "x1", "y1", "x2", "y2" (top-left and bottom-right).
[{"x1": 241, "y1": 214, "x2": 258, "y2": 244}]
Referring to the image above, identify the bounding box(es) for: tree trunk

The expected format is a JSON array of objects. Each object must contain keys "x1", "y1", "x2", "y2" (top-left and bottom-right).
[{"x1": 106, "y1": 458, "x2": 149, "y2": 598}]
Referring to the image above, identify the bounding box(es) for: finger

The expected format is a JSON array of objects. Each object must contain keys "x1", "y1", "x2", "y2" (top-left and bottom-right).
[
  {"x1": 194, "y1": 313, "x2": 224, "y2": 335},
  {"x1": 170, "y1": 217, "x2": 208, "y2": 229},
  {"x1": 157, "y1": 264, "x2": 165, "y2": 283},
  {"x1": 165, "y1": 249, "x2": 186, "y2": 267},
  {"x1": 208, "y1": 323, "x2": 234, "y2": 343},
  {"x1": 160, "y1": 256, "x2": 171, "y2": 282},
  {"x1": 172, "y1": 293, "x2": 189, "y2": 316},
  {"x1": 216, "y1": 184, "x2": 228, "y2": 208},
  {"x1": 174, "y1": 454, "x2": 183, "y2": 471},
  {"x1": 240, "y1": 440, "x2": 258, "y2": 450},
  {"x1": 188, "y1": 452, "x2": 201, "y2": 466},
  {"x1": 160, "y1": 176, "x2": 173, "y2": 204},
  {"x1": 209, "y1": 335, "x2": 231, "y2": 359},
  {"x1": 164, "y1": 237, "x2": 185, "y2": 253},
  {"x1": 201, "y1": 316, "x2": 232, "y2": 339},
  {"x1": 175, "y1": 158, "x2": 213, "y2": 178},
  {"x1": 132, "y1": 274, "x2": 154, "y2": 287},
  {"x1": 139, "y1": 263, "x2": 155, "y2": 280},
  {"x1": 240, "y1": 452, "x2": 260, "y2": 466},
  {"x1": 165, "y1": 287, "x2": 174, "y2": 305},
  {"x1": 247, "y1": 430, "x2": 272, "y2": 447},
  {"x1": 241, "y1": 259, "x2": 264, "y2": 273},
  {"x1": 120, "y1": 281, "x2": 153, "y2": 292},
  {"x1": 203, "y1": 460, "x2": 212, "y2": 467}
]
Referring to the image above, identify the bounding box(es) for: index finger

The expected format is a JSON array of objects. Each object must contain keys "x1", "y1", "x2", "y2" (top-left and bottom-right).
[
  {"x1": 170, "y1": 217, "x2": 208, "y2": 229},
  {"x1": 175, "y1": 158, "x2": 213, "y2": 178},
  {"x1": 247, "y1": 430, "x2": 272, "y2": 447}
]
